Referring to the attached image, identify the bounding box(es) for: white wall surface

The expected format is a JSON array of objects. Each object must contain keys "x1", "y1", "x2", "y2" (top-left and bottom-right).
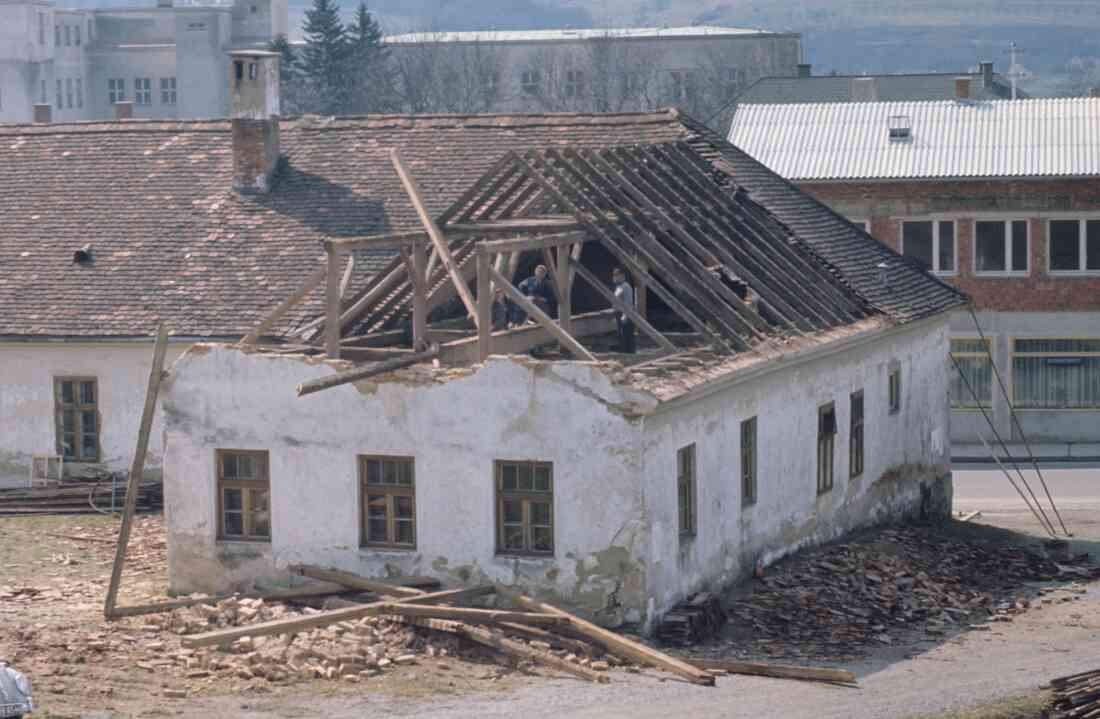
[
  {"x1": 162, "y1": 346, "x2": 657, "y2": 624},
  {"x1": 0, "y1": 341, "x2": 188, "y2": 483},
  {"x1": 640, "y1": 317, "x2": 952, "y2": 620}
]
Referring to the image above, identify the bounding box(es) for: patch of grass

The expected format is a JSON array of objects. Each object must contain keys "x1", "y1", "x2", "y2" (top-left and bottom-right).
[{"x1": 904, "y1": 691, "x2": 1053, "y2": 719}]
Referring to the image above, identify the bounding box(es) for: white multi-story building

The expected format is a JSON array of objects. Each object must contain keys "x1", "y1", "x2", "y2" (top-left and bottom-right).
[{"x1": 0, "y1": 0, "x2": 286, "y2": 123}]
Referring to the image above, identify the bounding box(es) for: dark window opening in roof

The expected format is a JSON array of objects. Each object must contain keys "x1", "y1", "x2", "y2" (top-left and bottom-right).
[
  {"x1": 234, "y1": 61, "x2": 244, "y2": 83},
  {"x1": 888, "y1": 115, "x2": 911, "y2": 141}
]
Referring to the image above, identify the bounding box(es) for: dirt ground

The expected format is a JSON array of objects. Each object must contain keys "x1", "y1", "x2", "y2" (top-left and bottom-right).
[{"x1": 1, "y1": 497, "x2": 1097, "y2": 718}]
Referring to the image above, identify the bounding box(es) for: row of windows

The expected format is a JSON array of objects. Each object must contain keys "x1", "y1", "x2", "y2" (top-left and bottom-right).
[
  {"x1": 950, "y1": 337, "x2": 1100, "y2": 410},
  {"x1": 517, "y1": 67, "x2": 741, "y2": 100},
  {"x1": 854, "y1": 218, "x2": 1100, "y2": 276},
  {"x1": 55, "y1": 23, "x2": 82, "y2": 47},
  {"x1": 108, "y1": 77, "x2": 177, "y2": 106},
  {"x1": 54, "y1": 78, "x2": 84, "y2": 110},
  {"x1": 676, "y1": 368, "x2": 900, "y2": 538}
]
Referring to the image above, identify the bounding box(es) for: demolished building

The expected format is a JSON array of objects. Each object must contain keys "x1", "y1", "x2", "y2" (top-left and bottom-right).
[{"x1": 0, "y1": 51, "x2": 965, "y2": 628}]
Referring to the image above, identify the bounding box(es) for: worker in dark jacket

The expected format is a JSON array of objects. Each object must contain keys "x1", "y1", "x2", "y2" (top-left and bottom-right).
[
  {"x1": 490, "y1": 287, "x2": 516, "y2": 331},
  {"x1": 514, "y1": 264, "x2": 556, "y2": 323}
]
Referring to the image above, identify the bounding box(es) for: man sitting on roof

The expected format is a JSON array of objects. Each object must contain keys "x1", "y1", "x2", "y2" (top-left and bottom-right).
[{"x1": 514, "y1": 265, "x2": 556, "y2": 323}]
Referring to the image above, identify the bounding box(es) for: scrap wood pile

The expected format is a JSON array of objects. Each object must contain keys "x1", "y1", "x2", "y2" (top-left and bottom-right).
[
  {"x1": 718, "y1": 526, "x2": 1098, "y2": 662},
  {"x1": 1051, "y1": 668, "x2": 1100, "y2": 718},
  {"x1": 656, "y1": 592, "x2": 727, "y2": 646},
  {"x1": 0, "y1": 474, "x2": 162, "y2": 516},
  {"x1": 126, "y1": 564, "x2": 855, "y2": 689}
]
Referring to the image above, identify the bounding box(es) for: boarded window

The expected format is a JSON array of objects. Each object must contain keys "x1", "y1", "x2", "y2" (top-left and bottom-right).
[
  {"x1": 360, "y1": 456, "x2": 415, "y2": 549},
  {"x1": 888, "y1": 368, "x2": 902, "y2": 413},
  {"x1": 817, "y1": 404, "x2": 836, "y2": 494},
  {"x1": 54, "y1": 377, "x2": 99, "y2": 462},
  {"x1": 677, "y1": 444, "x2": 696, "y2": 537},
  {"x1": 1013, "y1": 339, "x2": 1100, "y2": 409},
  {"x1": 217, "y1": 450, "x2": 271, "y2": 541},
  {"x1": 741, "y1": 418, "x2": 757, "y2": 507},
  {"x1": 950, "y1": 338, "x2": 993, "y2": 408},
  {"x1": 849, "y1": 391, "x2": 864, "y2": 478},
  {"x1": 496, "y1": 461, "x2": 553, "y2": 555}
]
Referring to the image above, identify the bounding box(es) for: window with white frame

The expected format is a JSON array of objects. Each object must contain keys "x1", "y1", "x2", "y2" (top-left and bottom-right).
[
  {"x1": 1013, "y1": 339, "x2": 1100, "y2": 409},
  {"x1": 108, "y1": 78, "x2": 125, "y2": 104},
  {"x1": 901, "y1": 220, "x2": 955, "y2": 274},
  {"x1": 134, "y1": 77, "x2": 151, "y2": 105},
  {"x1": 975, "y1": 219, "x2": 1029, "y2": 274},
  {"x1": 565, "y1": 69, "x2": 585, "y2": 98},
  {"x1": 161, "y1": 77, "x2": 177, "y2": 105},
  {"x1": 1048, "y1": 219, "x2": 1100, "y2": 273}
]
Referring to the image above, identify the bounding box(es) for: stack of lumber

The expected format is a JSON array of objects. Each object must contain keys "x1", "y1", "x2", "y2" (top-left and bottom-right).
[
  {"x1": 0, "y1": 478, "x2": 162, "y2": 515},
  {"x1": 656, "y1": 592, "x2": 726, "y2": 646},
  {"x1": 164, "y1": 564, "x2": 857, "y2": 688},
  {"x1": 1051, "y1": 668, "x2": 1100, "y2": 718}
]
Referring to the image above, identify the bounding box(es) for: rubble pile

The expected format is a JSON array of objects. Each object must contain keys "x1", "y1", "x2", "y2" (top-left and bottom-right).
[{"x1": 721, "y1": 526, "x2": 1097, "y2": 661}]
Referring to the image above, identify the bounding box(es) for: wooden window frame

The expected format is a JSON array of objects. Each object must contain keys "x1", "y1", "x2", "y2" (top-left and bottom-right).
[
  {"x1": 888, "y1": 368, "x2": 902, "y2": 414},
  {"x1": 216, "y1": 449, "x2": 271, "y2": 542},
  {"x1": 677, "y1": 444, "x2": 697, "y2": 538},
  {"x1": 740, "y1": 418, "x2": 757, "y2": 507},
  {"x1": 359, "y1": 455, "x2": 416, "y2": 550},
  {"x1": 495, "y1": 460, "x2": 554, "y2": 557},
  {"x1": 817, "y1": 403, "x2": 836, "y2": 495},
  {"x1": 849, "y1": 391, "x2": 864, "y2": 478},
  {"x1": 54, "y1": 376, "x2": 99, "y2": 463}
]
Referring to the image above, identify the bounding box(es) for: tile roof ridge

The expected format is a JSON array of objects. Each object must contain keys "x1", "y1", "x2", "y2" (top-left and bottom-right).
[
  {"x1": 285, "y1": 108, "x2": 681, "y2": 130},
  {"x1": 0, "y1": 118, "x2": 230, "y2": 135}
]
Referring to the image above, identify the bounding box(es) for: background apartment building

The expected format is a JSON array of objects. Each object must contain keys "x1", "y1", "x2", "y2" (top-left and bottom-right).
[
  {"x1": 730, "y1": 94, "x2": 1100, "y2": 455},
  {"x1": 0, "y1": 0, "x2": 286, "y2": 123}
]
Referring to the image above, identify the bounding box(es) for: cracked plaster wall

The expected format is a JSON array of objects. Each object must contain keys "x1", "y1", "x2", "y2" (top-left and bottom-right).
[
  {"x1": 162, "y1": 345, "x2": 656, "y2": 623},
  {"x1": 0, "y1": 342, "x2": 189, "y2": 485},
  {"x1": 639, "y1": 316, "x2": 953, "y2": 626}
]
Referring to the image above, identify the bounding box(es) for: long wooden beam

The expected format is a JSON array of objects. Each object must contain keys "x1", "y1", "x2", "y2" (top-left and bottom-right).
[
  {"x1": 442, "y1": 310, "x2": 616, "y2": 364},
  {"x1": 290, "y1": 564, "x2": 425, "y2": 597},
  {"x1": 475, "y1": 230, "x2": 590, "y2": 255},
  {"x1": 296, "y1": 343, "x2": 440, "y2": 397},
  {"x1": 489, "y1": 266, "x2": 596, "y2": 362},
  {"x1": 180, "y1": 585, "x2": 489, "y2": 649},
  {"x1": 105, "y1": 323, "x2": 169, "y2": 619},
  {"x1": 391, "y1": 148, "x2": 480, "y2": 326},
  {"x1": 477, "y1": 249, "x2": 492, "y2": 361},
  {"x1": 324, "y1": 230, "x2": 430, "y2": 254},
  {"x1": 324, "y1": 247, "x2": 341, "y2": 358},
  {"x1": 445, "y1": 217, "x2": 585, "y2": 237},
  {"x1": 686, "y1": 658, "x2": 857, "y2": 685},
  {"x1": 379, "y1": 603, "x2": 563, "y2": 625},
  {"x1": 240, "y1": 262, "x2": 327, "y2": 346},
  {"x1": 570, "y1": 259, "x2": 676, "y2": 352},
  {"x1": 411, "y1": 242, "x2": 428, "y2": 350}
]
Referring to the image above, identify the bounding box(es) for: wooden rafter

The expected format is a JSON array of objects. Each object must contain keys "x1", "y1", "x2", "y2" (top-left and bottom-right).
[{"x1": 489, "y1": 265, "x2": 595, "y2": 362}]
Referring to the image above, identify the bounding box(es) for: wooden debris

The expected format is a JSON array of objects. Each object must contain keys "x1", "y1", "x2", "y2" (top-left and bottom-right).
[
  {"x1": 378, "y1": 603, "x2": 562, "y2": 626},
  {"x1": 656, "y1": 592, "x2": 726, "y2": 646},
  {"x1": 686, "y1": 658, "x2": 857, "y2": 685},
  {"x1": 404, "y1": 617, "x2": 609, "y2": 684},
  {"x1": 959, "y1": 510, "x2": 982, "y2": 522},
  {"x1": 1050, "y1": 668, "x2": 1100, "y2": 718},
  {"x1": 295, "y1": 343, "x2": 440, "y2": 397},
  {"x1": 289, "y1": 565, "x2": 426, "y2": 597},
  {"x1": 502, "y1": 589, "x2": 715, "y2": 686},
  {"x1": 110, "y1": 582, "x2": 350, "y2": 617},
  {"x1": 45, "y1": 532, "x2": 116, "y2": 544}
]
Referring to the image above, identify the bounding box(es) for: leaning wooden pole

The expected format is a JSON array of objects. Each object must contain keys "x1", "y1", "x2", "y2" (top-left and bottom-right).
[
  {"x1": 104, "y1": 322, "x2": 170, "y2": 619},
  {"x1": 239, "y1": 262, "x2": 327, "y2": 346},
  {"x1": 297, "y1": 343, "x2": 440, "y2": 397},
  {"x1": 390, "y1": 147, "x2": 480, "y2": 326}
]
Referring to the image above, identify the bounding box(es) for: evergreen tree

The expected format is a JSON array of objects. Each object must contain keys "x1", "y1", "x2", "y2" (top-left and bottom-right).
[
  {"x1": 301, "y1": 0, "x2": 350, "y2": 115},
  {"x1": 346, "y1": 2, "x2": 395, "y2": 113},
  {"x1": 267, "y1": 34, "x2": 307, "y2": 115}
]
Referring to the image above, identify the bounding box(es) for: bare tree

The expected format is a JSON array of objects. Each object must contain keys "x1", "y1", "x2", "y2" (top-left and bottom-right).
[
  {"x1": 390, "y1": 33, "x2": 505, "y2": 114},
  {"x1": 585, "y1": 33, "x2": 665, "y2": 112},
  {"x1": 519, "y1": 46, "x2": 593, "y2": 112}
]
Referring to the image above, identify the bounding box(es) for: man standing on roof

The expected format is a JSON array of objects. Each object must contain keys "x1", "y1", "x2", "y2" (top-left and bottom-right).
[
  {"x1": 612, "y1": 267, "x2": 636, "y2": 354},
  {"x1": 515, "y1": 264, "x2": 556, "y2": 323}
]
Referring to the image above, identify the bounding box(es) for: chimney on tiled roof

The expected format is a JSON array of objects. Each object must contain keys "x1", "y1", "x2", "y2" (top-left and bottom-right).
[
  {"x1": 114, "y1": 101, "x2": 133, "y2": 119},
  {"x1": 33, "y1": 104, "x2": 51, "y2": 124},
  {"x1": 797, "y1": 63, "x2": 812, "y2": 79},
  {"x1": 229, "y1": 49, "x2": 281, "y2": 194},
  {"x1": 955, "y1": 76, "x2": 971, "y2": 100},
  {"x1": 979, "y1": 61, "x2": 994, "y2": 89}
]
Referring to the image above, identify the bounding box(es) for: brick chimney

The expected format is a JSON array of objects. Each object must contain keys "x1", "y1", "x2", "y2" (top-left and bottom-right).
[
  {"x1": 955, "y1": 76, "x2": 971, "y2": 100},
  {"x1": 979, "y1": 61, "x2": 994, "y2": 89},
  {"x1": 229, "y1": 50, "x2": 281, "y2": 193},
  {"x1": 114, "y1": 101, "x2": 133, "y2": 119},
  {"x1": 797, "y1": 63, "x2": 812, "y2": 79},
  {"x1": 33, "y1": 103, "x2": 52, "y2": 123}
]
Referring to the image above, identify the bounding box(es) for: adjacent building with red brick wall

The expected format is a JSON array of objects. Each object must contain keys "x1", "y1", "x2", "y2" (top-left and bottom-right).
[{"x1": 730, "y1": 98, "x2": 1100, "y2": 449}]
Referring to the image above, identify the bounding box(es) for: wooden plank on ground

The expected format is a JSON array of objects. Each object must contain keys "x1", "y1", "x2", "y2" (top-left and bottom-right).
[
  {"x1": 405, "y1": 617, "x2": 610, "y2": 683},
  {"x1": 503, "y1": 589, "x2": 714, "y2": 686},
  {"x1": 379, "y1": 603, "x2": 562, "y2": 625},
  {"x1": 391, "y1": 148, "x2": 480, "y2": 325},
  {"x1": 181, "y1": 585, "x2": 492, "y2": 648},
  {"x1": 686, "y1": 658, "x2": 857, "y2": 685},
  {"x1": 489, "y1": 266, "x2": 596, "y2": 361},
  {"x1": 104, "y1": 322, "x2": 169, "y2": 620}
]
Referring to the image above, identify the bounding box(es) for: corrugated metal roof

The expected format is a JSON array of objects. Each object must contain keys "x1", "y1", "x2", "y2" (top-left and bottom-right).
[
  {"x1": 736, "y1": 73, "x2": 1019, "y2": 104},
  {"x1": 727, "y1": 97, "x2": 1100, "y2": 181},
  {"x1": 384, "y1": 26, "x2": 773, "y2": 44}
]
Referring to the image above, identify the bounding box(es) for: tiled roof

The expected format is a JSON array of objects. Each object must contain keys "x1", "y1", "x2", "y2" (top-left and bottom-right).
[
  {"x1": 735, "y1": 72, "x2": 1020, "y2": 105},
  {"x1": 0, "y1": 109, "x2": 963, "y2": 339},
  {"x1": 727, "y1": 98, "x2": 1100, "y2": 181}
]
